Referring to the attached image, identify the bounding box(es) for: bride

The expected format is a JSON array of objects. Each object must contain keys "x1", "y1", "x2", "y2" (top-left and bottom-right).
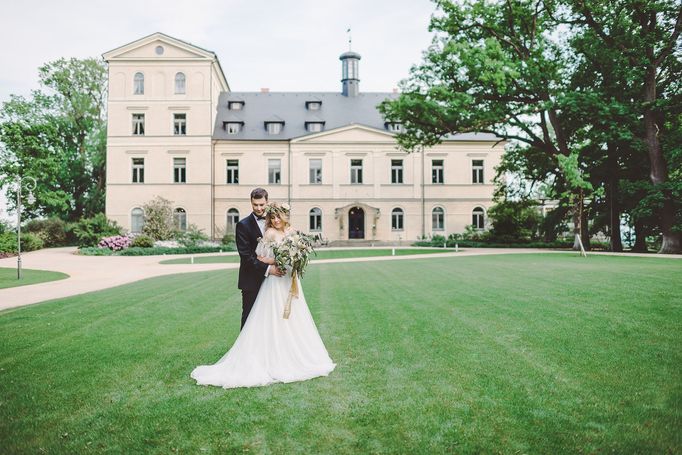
[{"x1": 191, "y1": 202, "x2": 336, "y2": 388}]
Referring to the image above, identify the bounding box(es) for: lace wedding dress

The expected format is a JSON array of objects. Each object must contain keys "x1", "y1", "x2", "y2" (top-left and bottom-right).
[{"x1": 191, "y1": 238, "x2": 336, "y2": 388}]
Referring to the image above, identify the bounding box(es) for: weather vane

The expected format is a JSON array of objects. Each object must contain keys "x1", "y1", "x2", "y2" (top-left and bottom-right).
[{"x1": 347, "y1": 27, "x2": 352, "y2": 51}]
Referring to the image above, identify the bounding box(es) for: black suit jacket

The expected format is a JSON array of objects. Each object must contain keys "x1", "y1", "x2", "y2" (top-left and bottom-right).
[{"x1": 236, "y1": 214, "x2": 269, "y2": 291}]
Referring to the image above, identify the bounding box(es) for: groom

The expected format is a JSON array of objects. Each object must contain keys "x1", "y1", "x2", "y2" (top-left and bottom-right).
[{"x1": 235, "y1": 188, "x2": 285, "y2": 329}]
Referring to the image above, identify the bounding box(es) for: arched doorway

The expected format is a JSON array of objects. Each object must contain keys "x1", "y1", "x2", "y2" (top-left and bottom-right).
[{"x1": 348, "y1": 207, "x2": 365, "y2": 239}]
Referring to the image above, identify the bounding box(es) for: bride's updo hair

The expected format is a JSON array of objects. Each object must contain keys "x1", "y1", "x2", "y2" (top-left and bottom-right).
[{"x1": 264, "y1": 202, "x2": 291, "y2": 229}]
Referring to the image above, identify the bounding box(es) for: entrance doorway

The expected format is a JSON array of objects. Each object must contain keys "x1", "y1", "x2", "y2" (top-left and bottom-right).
[{"x1": 348, "y1": 207, "x2": 365, "y2": 239}]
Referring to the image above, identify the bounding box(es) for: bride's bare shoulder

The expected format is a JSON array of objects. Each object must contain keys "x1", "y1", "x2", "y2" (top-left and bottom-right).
[{"x1": 263, "y1": 228, "x2": 279, "y2": 241}]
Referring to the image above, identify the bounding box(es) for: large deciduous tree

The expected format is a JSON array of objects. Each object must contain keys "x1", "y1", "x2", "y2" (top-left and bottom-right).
[{"x1": 0, "y1": 57, "x2": 107, "y2": 222}]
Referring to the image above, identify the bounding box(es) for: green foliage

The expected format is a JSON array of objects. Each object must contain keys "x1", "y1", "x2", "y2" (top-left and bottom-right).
[
  {"x1": 118, "y1": 246, "x2": 225, "y2": 256},
  {"x1": 175, "y1": 224, "x2": 209, "y2": 248},
  {"x1": 141, "y1": 196, "x2": 174, "y2": 241},
  {"x1": 130, "y1": 234, "x2": 155, "y2": 248},
  {"x1": 19, "y1": 232, "x2": 44, "y2": 252},
  {"x1": 24, "y1": 217, "x2": 68, "y2": 247},
  {"x1": 71, "y1": 213, "x2": 122, "y2": 247},
  {"x1": 221, "y1": 232, "x2": 235, "y2": 245},
  {"x1": 0, "y1": 231, "x2": 44, "y2": 254},
  {"x1": 0, "y1": 232, "x2": 16, "y2": 254},
  {"x1": 487, "y1": 199, "x2": 542, "y2": 242},
  {"x1": 0, "y1": 57, "x2": 107, "y2": 221}
]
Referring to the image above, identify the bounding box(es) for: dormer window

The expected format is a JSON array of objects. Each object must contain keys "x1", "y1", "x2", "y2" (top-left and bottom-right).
[
  {"x1": 305, "y1": 101, "x2": 322, "y2": 111},
  {"x1": 228, "y1": 101, "x2": 245, "y2": 110},
  {"x1": 265, "y1": 121, "x2": 284, "y2": 135},
  {"x1": 305, "y1": 121, "x2": 325, "y2": 133},
  {"x1": 386, "y1": 122, "x2": 403, "y2": 133},
  {"x1": 224, "y1": 121, "x2": 243, "y2": 134}
]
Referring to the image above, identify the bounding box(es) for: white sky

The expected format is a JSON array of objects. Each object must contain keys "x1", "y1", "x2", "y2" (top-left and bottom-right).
[{"x1": 0, "y1": 0, "x2": 437, "y2": 221}]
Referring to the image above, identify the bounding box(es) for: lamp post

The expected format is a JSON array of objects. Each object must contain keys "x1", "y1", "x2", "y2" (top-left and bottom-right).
[{"x1": 16, "y1": 175, "x2": 37, "y2": 280}]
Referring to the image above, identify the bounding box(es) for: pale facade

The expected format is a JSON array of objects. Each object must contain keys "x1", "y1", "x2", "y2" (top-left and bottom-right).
[{"x1": 104, "y1": 33, "x2": 504, "y2": 244}]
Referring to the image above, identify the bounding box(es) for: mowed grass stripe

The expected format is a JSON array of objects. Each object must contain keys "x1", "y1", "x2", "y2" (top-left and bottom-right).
[{"x1": 0, "y1": 253, "x2": 680, "y2": 453}]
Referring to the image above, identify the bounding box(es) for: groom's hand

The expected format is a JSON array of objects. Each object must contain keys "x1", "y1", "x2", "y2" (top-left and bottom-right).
[{"x1": 270, "y1": 265, "x2": 286, "y2": 277}]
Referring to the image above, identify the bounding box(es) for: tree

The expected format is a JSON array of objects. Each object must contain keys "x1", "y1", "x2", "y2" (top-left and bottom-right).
[
  {"x1": 142, "y1": 196, "x2": 175, "y2": 241},
  {"x1": 0, "y1": 57, "x2": 107, "y2": 221}
]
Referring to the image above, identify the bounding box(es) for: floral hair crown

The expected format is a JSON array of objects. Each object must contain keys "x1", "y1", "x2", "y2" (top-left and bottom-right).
[{"x1": 264, "y1": 202, "x2": 290, "y2": 216}]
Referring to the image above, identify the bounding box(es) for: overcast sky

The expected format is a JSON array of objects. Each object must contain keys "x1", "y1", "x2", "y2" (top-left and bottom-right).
[{"x1": 0, "y1": 0, "x2": 438, "y2": 221}]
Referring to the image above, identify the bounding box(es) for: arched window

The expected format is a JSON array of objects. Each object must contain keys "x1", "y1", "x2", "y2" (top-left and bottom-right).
[
  {"x1": 174, "y1": 208, "x2": 187, "y2": 231},
  {"x1": 226, "y1": 208, "x2": 239, "y2": 233},
  {"x1": 175, "y1": 72, "x2": 186, "y2": 94},
  {"x1": 472, "y1": 207, "x2": 485, "y2": 230},
  {"x1": 131, "y1": 207, "x2": 144, "y2": 233},
  {"x1": 309, "y1": 207, "x2": 322, "y2": 231},
  {"x1": 391, "y1": 208, "x2": 404, "y2": 231},
  {"x1": 133, "y1": 72, "x2": 144, "y2": 95},
  {"x1": 432, "y1": 207, "x2": 444, "y2": 231}
]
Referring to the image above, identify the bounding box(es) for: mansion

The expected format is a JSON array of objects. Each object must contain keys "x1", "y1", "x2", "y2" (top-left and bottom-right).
[{"x1": 103, "y1": 33, "x2": 504, "y2": 244}]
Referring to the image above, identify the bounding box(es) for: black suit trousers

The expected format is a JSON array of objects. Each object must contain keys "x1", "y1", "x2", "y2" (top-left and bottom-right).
[{"x1": 241, "y1": 289, "x2": 259, "y2": 330}]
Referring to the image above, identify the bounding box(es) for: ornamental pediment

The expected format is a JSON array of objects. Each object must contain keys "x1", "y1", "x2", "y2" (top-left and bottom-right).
[
  {"x1": 103, "y1": 32, "x2": 215, "y2": 61},
  {"x1": 293, "y1": 124, "x2": 397, "y2": 144}
]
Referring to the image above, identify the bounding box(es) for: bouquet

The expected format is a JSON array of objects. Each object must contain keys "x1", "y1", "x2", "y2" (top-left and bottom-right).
[{"x1": 273, "y1": 231, "x2": 316, "y2": 319}]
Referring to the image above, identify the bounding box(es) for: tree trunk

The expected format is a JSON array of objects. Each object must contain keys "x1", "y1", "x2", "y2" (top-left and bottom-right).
[
  {"x1": 571, "y1": 192, "x2": 590, "y2": 251},
  {"x1": 641, "y1": 17, "x2": 681, "y2": 253},
  {"x1": 606, "y1": 143, "x2": 623, "y2": 252},
  {"x1": 632, "y1": 220, "x2": 648, "y2": 252},
  {"x1": 581, "y1": 200, "x2": 591, "y2": 251}
]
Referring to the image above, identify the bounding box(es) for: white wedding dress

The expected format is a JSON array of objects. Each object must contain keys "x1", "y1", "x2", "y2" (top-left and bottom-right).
[{"x1": 191, "y1": 238, "x2": 336, "y2": 389}]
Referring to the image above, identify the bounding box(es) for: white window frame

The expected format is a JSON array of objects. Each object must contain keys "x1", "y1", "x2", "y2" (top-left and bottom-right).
[
  {"x1": 306, "y1": 122, "x2": 324, "y2": 133},
  {"x1": 472, "y1": 160, "x2": 484, "y2": 184},
  {"x1": 432, "y1": 207, "x2": 445, "y2": 231},
  {"x1": 173, "y1": 113, "x2": 187, "y2": 135},
  {"x1": 132, "y1": 113, "x2": 145, "y2": 135},
  {"x1": 350, "y1": 159, "x2": 363, "y2": 184},
  {"x1": 391, "y1": 159, "x2": 404, "y2": 184},
  {"x1": 472, "y1": 207, "x2": 485, "y2": 230},
  {"x1": 226, "y1": 208, "x2": 239, "y2": 233},
  {"x1": 173, "y1": 157, "x2": 186, "y2": 183},
  {"x1": 174, "y1": 207, "x2": 187, "y2": 231},
  {"x1": 132, "y1": 158, "x2": 144, "y2": 183},
  {"x1": 226, "y1": 160, "x2": 239, "y2": 184},
  {"x1": 309, "y1": 159, "x2": 322, "y2": 184},
  {"x1": 309, "y1": 207, "x2": 322, "y2": 231},
  {"x1": 226, "y1": 123, "x2": 242, "y2": 134},
  {"x1": 174, "y1": 72, "x2": 186, "y2": 94},
  {"x1": 131, "y1": 207, "x2": 144, "y2": 233},
  {"x1": 266, "y1": 122, "x2": 283, "y2": 135},
  {"x1": 432, "y1": 160, "x2": 444, "y2": 184},
  {"x1": 268, "y1": 159, "x2": 281, "y2": 184},
  {"x1": 133, "y1": 72, "x2": 144, "y2": 95},
  {"x1": 391, "y1": 208, "x2": 404, "y2": 231}
]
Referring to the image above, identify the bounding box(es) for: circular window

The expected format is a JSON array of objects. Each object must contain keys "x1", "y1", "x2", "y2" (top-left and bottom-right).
[{"x1": 155, "y1": 45, "x2": 164, "y2": 55}]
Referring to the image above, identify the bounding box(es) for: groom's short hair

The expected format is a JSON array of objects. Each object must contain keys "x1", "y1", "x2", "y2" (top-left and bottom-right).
[{"x1": 250, "y1": 188, "x2": 268, "y2": 201}]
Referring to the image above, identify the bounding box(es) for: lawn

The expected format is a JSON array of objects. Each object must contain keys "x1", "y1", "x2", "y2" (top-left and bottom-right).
[
  {"x1": 159, "y1": 247, "x2": 453, "y2": 264},
  {"x1": 0, "y1": 254, "x2": 680, "y2": 453},
  {"x1": 0, "y1": 267, "x2": 69, "y2": 289}
]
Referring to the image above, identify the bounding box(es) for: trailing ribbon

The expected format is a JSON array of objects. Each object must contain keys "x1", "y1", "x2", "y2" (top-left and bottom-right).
[{"x1": 283, "y1": 270, "x2": 298, "y2": 319}]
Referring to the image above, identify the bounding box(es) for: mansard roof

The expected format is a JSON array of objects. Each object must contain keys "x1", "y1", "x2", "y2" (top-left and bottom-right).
[{"x1": 212, "y1": 91, "x2": 500, "y2": 142}]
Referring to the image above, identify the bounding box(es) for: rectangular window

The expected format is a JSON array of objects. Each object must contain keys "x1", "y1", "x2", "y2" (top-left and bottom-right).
[
  {"x1": 132, "y1": 158, "x2": 144, "y2": 183},
  {"x1": 226, "y1": 160, "x2": 239, "y2": 184},
  {"x1": 391, "y1": 159, "x2": 403, "y2": 184},
  {"x1": 309, "y1": 159, "x2": 322, "y2": 184},
  {"x1": 226, "y1": 123, "x2": 241, "y2": 134},
  {"x1": 173, "y1": 113, "x2": 187, "y2": 135},
  {"x1": 472, "y1": 160, "x2": 484, "y2": 184},
  {"x1": 432, "y1": 160, "x2": 444, "y2": 184},
  {"x1": 309, "y1": 209, "x2": 322, "y2": 231},
  {"x1": 132, "y1": 114, "x2": 145, "y2": 135},
  {"x1": 350, "y1": 159, "x2": 363, "y2": 184},
  {"x1": 266, "y1": 123, "x2": 282, "y2": 135},
  {"x1": 268, "y1": 159, "x2": 281, "y2": 184},
  {"x1": 173, "y1": 157, "x2": 186, "y2": 183},
  {"x1": 392, "y1": 210, "x2": 404, "y2": 231}
]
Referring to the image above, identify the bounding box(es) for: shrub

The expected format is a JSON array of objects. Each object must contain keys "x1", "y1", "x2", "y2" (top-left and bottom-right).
[
  {"x1": 222, "y1": 233, "x2": 235, "y2": 245},
  {"x1": 142, "y1": 196, "x2": 175, "y2": 241},
  {"x1": 25, "y1": 218, "x2": 68, "y2": 247},
  {"x1": 20, "y1": 232, "x2": 44, "y2": 252},
  {"x1": 98, "y1": 235, "x2": 132, "y2": 251},
  {"x1": 175, "y1": 224, "x2": 209, "y2": 248},
  {"x1": 487, "y1": 199, "x2": 541, "y2": 242},
  {"x1": 131, "y1": 234, "x2": 155, "y2": 248},
  {"x1": 0, "y1": 231, "x2": 17, "y2": 254},
  {"x1": 77, "y1": 247, "x2": 115, "y2": 256},
  {"x1": 72, "y1": 213, "x2": 122, "y2": 247}
]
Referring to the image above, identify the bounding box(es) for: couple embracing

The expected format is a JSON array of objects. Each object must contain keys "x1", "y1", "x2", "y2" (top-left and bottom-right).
[{"x1": 191, "y1": 188, "x2": 336, "y2": 389}]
